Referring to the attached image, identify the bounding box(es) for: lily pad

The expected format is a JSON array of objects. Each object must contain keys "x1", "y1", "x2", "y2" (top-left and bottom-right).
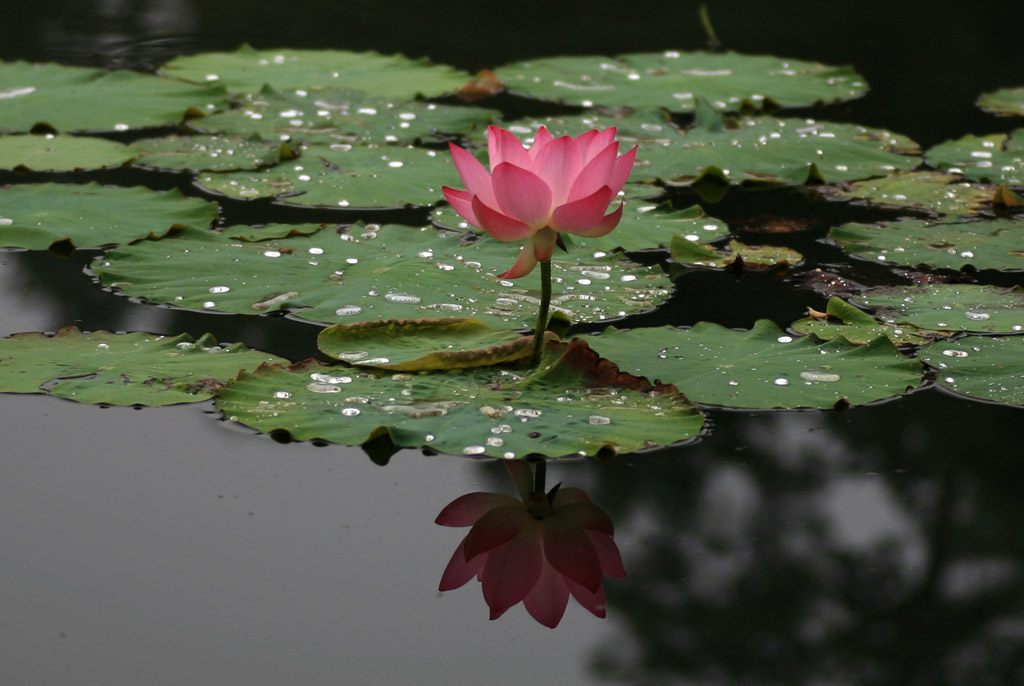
[
  {"x1": 926, "y1": 130, "x2": 1024, "y2": 186},
  {"x1": 670, "y1": 238, "x2": 802, "y2": 269},
  {"x1": 494, "y1": 51, "x2": 867, "y2": 112},
  {"x1": 317, "y1": 318, "x2": 541, "y2": 370},
  {"x1": 823, "y1": 171, "x2": 993, "y2": 215},
  {"x1": 161, "y1": 45, "x2": 471, "y2": 99},
  {"x1": 852, "y1": 284, "x2": 1024, "y2": 333},
  {"x1": 0, "y1": 134, "x2": 137, "y2": 171},
  {"x1": 0, "y1": 327, "x2": 286, "y2": 406},
  {"x1": 216, "y1": 338, "x2": 704, "y2": 458},
  {"x1": 0, "y1": 182, "x2": 219, "y2": 251},
  {"x1": 133, "y1": 134, "x2": 292, "y2": 172},
  {"x1": 190, "y1": 86, "x2": 497, "y2": 146},
  {"x1": 977, "y1": 87, "x2": 1024, "y2": 117},
  {"x1": 585, "y1": 320, "x2": 923, "y2": 409},
  {"x1": 791, "y1": 297, "x2": 937, "y2": 345},
  {"x1": 91, "y1": 223, "x2": 673, "y2": 328},
  {"x1": 919, "y1": 335, "x2": 1024, "y2": 407},
  {"x1": 831, "y1": 216, "x2": 1024, "y2": 271},
  {"x1": 0, "y1": 60, "x2": 226, "y2": 132},
  {"x1": 194, "y1": 143, "x2": 459, "y2": 208}
]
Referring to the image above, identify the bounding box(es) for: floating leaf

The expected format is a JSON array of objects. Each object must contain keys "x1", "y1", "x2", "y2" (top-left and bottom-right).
[
  {"x1": 919, "y1": 336, "x2": 1024, "y2": 407},
  {"x1": 0, "y1": 133, "x2": 137, "y2": 171},
  {"x1": 194, "y1": 143, "x2": 458, "y2": 208},
  {"x1": 0, "y1": 182, "x2": 218, "y2": 251},
  {"x1": 317, "y1": 318, "x2": 540, "y2": 370},
  {"x1": 161, "y1": 45, "x2": 470, "y2": 98},
  {"x1": 585, "y1": 320, "x2": 922, "y2": 409},
  {"x1": 0, "y1": 60, "x2": 226, "y2": 132},
  {"x1": 190, "y1": 86, "x2": 496, "y2": 146},
  {"x1": 92, "y1": 224, "x2": 672, "y2": 328},
  {"x1": 0, "y1": 327, "x2": 286, "y2": 406},
  {"x1": 852, "y1": 284, "x2": 1024, "y2": 333},
  {"x1": 977, "y1": 87, "x2": 1024, "y2": 117},
  {"x1": 822, "y1": 171, "x2": 993, "y2": 215},
  {"x1": 133, "y1": 134, "x2": 291, "y2": 172},
  {"x1": 791, "y1": 296, "x2": 937, "y2": 345},
  {"x1": 216, "y1": 339, "x2": 704, "y2": 458},
  {"x1": 670, "y1": 238, "x2": 803, "y2": 269},
  {"x1": 494, "y1": 51, "x2": 867, "y2": 112},
  {"x1": 926, "y1": 129, "x2": 1024, "y2": 186},
  {"x1": 831, "y1": 216, "x2": 1024, "y2": 271}
]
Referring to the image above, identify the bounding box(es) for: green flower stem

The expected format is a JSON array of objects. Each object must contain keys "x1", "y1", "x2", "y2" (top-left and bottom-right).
[
  {"x1": 533, "y1": 459, "x2": 547, "y2": 496},
  {"x1": 530, "y1": 259, "x2": 552, "y2": 366}
]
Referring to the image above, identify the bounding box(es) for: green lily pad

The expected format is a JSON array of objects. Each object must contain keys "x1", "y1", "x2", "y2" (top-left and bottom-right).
[
  {"x1": 791, "y1": 296, "x2": 937, "y2": 345},
  {"x1": 831, "y1": 216, "x2": 1024, "y2": 271},
  {"x1": 852, "y1": 284, "x2": 1024, "y2": 333},
  {"x1": 585, "y1": 320, "x2": 923, "y2": 409},
  {"x1": 161, "y1": 45, "x2": 470, "y2": 99},
  {"x1": 133, "y1": 134, "x2": 293, "y2": 172},
  {"x1": 494, "y1": 51, "x2": 867, "y2": 112},
  {"x1": 919, "y1": 335, "x2": 1024, "y2": 407},
  {"x1": 670, "y1": 238, "x2": 802, "y2": 269},
  {"x1": 189, "y1": 86, "x2": 497, "y2": 146},
  {"x1": 0, "y1": 133, "x2": 137, "y2": 171},
  {"x1": 216, "y1": 338, "x2": 704, "y2": 458},
  {"x1": 0, "y1": 182, "x2": 219, "y2": 251},
  {"x1": 926, "y1": 129, "x2": 1024, "y2": 186},
  {"x1": 317, "y1": 318, "x2": 540, "y2": 370},
  {"x1": 92, "y1": 223, "x2": 673, "y2": 328},
  {"x1": 0, "y1": 60, "x2": 226, "y2": 132},
  {"x1": 823, "y1": 171, "x2": 993, "y2": 215},
  {"x1": 977, "y1": 87, "x2": 1024, "y2": 117},
  {"x1": 194, "y1": 143, "x2": 458, "y2": 208},
  {"x1": 0, "y1": 327, "x2": 286, "y2": 406}
]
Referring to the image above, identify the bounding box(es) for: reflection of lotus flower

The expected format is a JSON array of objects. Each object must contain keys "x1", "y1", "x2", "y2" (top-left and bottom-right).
[
  {"x1": 443, "y1": 125, "x2": 637, "y2": 278},
  {"x1": 436, "y1": 461, "x2": 624, "y2": 628}
]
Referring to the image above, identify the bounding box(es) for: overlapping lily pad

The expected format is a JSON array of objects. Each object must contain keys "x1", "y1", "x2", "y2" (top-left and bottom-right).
[
  {"x1": 670, "y1": 238, "x2": 802, "y2": 269},
  {"x1": 585, "y1": 320, "x2": 923, "y2": 409},
  {"x1": 823, "y1": 172, "x2": 993, "y2": 215},
  {"x1": 0, "y1": 327, "x2": 286, "y2": 406},
  {"x1": 0, "y1": 133, "x2": 137, "y2": 171},
  {"x1": 831, "y1": 216, "x2": 1024, "y2": 271},
  {"x1": 133, "y1": 134, "x2": 292, "y2": 172},
  {"x1": 216, "y1": 339, "x2": 704, "y2": 458},
  {"x1": 190, "y1": 86, "x2": 497, "y2": 146},
  {"x1": 91, "y1": 223, "x2": 673, "y2": 328},
  {"x1": 926, "y1": 130, "x2": 1024, "y2": 186},
  {"x1": 919, "y1": 335, "x2": 1024, "y2": 407},
  {"x1": 494, "y1": 51, "x2": 867, "y2": 112},
  {"x1": 977, "y1": 87, "x2": 1024, "y2": 117},
  {"x1": 194, "y1": 143, "x2": 458, "y2": 208},
  {"x1": 0, "y1": 60, "x2": 226, "y2": 132},
  {"x1": 851, "y1": 284, "x2": 1024, "y2": 333},
  {"x1": 161, "y1": 45, "x2": 470, "y2": 98},
  {"x1": 791, "y1": 297, "x2": 937, "y2": 345},
  {"x1": 0, "y1": 182, "x2": 219, "y2": 251}
]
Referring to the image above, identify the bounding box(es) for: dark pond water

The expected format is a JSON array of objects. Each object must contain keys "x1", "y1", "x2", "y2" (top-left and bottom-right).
[{"x1": 2, "y1": 1, "x2": 1024, "y2": 684}]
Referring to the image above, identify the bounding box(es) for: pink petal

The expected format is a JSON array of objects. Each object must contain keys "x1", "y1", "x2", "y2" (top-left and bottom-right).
[
  {"x1": 439, "y1": 538, "x2": 487, "y2": 591},
  {"x1": 472, "y1": 196, "x2": 536, "y2": 242},
  {"x1": 481, "y1": 524, "x2": 544, "y2": 619},
  {"x1": 532, "y1": 227, "x2": 558, "y2": 262},
  {"x1": 551, "y1": 487, "x2": 593, "y2": 507},
  {"x1": 491, "y1": 162, "x2": 553, "y2": 226},
  {"x1": 550, "y1": 186, "x2": 615, "y2": 234},
  {"x1": 572, "y1": 130, "x2": 599, "y2": 163},
  {"x1": 531, "y1": 135, "x2": 581, "y2": 207},
  {"x1": 505, "y1": 461, "x2": 535, "y2": 502},
  {"x1": 435, "y1": 492, "x2": 521, "y2": 527},
  {"x1": 488, "y1": 125, "x2": 532, "y2": 171},
  {"x1": 442, "y1": 187, "x2": 480, "y2": 228},
  {"x1": 529, "y1": 126, "x2": 553, "y2": 159},
  {"x1": 607, "y1": 145, "x2": 638, "y2": 193},
  {"x1": 552, "y1": 502, "x2": 614, "y2": 535},
  {"x1": 498, "y1": 240, "x2": 539, "y2": 279},
  {"x1": 566, "y1": 142, "x2": 618, "y2": 203},
  {"x1": 566, "y1": 577, "x2": 607, "y2": 618},
  {"x1": 588, "y1": 530, "x2": 626, "y2": 578},
  {"x1": 543, "y1": 515, "x2": 603, "y2": 592},
  {"x1": 578, "y1": 128, "x2": 616, "y2": 165},
  {"x1": 576, "y1": 202, "x2": 623, "y2": 238},
  {"x1": 449, "y1": 143, "x2": 497, "y2": 208},
  {"x1": 522, "y1": 560, "x2": 570, "y2": 628},
  {"x1": 463, "y1": 504, "x2": 531, "y2": 560}
]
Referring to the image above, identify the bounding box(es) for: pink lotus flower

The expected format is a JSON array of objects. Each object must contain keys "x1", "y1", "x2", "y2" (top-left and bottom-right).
[
  {"x1": 436, "y1": 462, "x2": 625, "y2": 628},
  {"x1": 443, "y1": 125, "x2": 638, "y2": 278}
]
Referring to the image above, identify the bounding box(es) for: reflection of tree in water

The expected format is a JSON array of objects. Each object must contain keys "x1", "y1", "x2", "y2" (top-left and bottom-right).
[{"x1": 586, "y1": 392, "x2": 1024, "y2": 685}]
